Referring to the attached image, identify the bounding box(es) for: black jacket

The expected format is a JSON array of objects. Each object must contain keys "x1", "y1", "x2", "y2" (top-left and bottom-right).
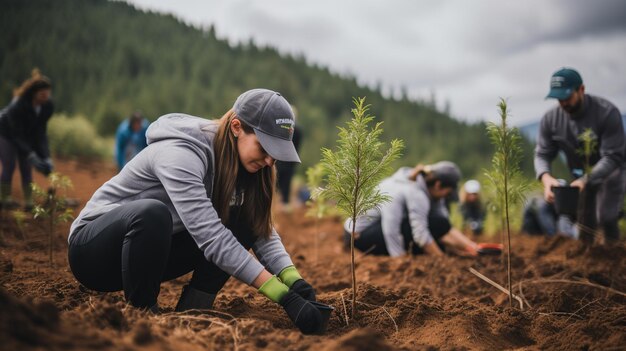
[{"x1": 0, "y1": 97, "x2": 54, "y2": 158}]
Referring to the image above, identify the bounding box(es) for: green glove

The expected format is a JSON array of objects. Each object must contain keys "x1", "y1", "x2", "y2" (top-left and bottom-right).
[
  {"x1": 258, "y1": 275, "x2": 289, "y2": 303},
  {"x1": 278, "y1": 265, "x2": 303, "y2": 288}
]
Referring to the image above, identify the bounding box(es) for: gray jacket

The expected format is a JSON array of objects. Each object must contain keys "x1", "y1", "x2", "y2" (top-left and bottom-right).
[
  {"x1": 69, "y1": 113, "x2": 293, "y2": 285},
  {"x1": 534, "y1": 94, "x2": 625, "y2": 185},
  {"x1": 344, "y1": 167, "x2": 448, "y2": 256}
]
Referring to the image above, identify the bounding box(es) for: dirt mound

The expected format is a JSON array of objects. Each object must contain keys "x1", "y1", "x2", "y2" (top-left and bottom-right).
[
  {"x1": 0, "y1": 158, "x2": 625, "y2": 350},
  {"x1": 321, "y1": 328, "x2": 396, "y2": 351},
  {"x1": 0, "y1": 287, "x2": 113, "y2": 350}
]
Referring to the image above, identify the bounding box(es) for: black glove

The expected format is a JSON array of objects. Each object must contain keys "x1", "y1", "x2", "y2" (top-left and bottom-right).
[
  {"x1": 279, "y1": 290, "x2": 323, "y2": 334},
  {"x1": 27, "y1": 152, "x2": 51, "y2": 175},
  {"x1": 43, "y1": 157, "x2": 54, "y2": 172},
  {"x1": 291, "y1": 279, "x2": 317, "y2": 302}
]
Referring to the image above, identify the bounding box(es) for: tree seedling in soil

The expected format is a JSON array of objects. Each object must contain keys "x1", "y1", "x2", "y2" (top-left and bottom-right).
[
  {"x1": 484, "y1": 99, "x2": 530, "y2": 307},
  {"x1": 12, "y1": 210, "x2": 28, "y2": 240},
  {"x1": 316, "y1": 97, "x2": 403, "y2": 319},
  {"x1": 305, "y1": 163, "x2": 331, "y2": 263},
  {"x1": 31, "y1": 172, "x2": 74, "y2": 267},
  {"x1": 576, "y1": 128, "x2": 598, "y2": 243}
]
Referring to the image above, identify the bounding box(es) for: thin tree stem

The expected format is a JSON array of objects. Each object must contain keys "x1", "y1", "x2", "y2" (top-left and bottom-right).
[
  {"x1": 502, "y1": 117, "x2": 513, "y2": 308},
  {"x1": 314, "y1": 217, "x2": 319, "y2": 263},
  {"x1": 349, "y1": 120, "x2": 362, "y2": 319},
  {"x1": 350, "y1": 220, "x2": 357, "y2": 319}
]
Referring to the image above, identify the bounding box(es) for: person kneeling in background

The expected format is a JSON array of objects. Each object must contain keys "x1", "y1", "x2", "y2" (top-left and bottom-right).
[
  {"x1": 68, "y1": 89, "x2": 324, "y2": 334},
  {"x1": 459, "y1": 179, "x2": 486, "y2": 236},
  {"x1": 344, "y1": 161, "x2": 481, "y2": 257}
]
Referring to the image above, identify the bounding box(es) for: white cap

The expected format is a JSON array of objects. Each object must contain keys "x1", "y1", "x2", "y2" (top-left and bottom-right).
[{"x1": 464, "y1": 180, "x2": 480, "y2": 194}]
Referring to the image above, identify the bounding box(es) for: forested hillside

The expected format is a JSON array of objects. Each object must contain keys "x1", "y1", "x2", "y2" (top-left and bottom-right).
[{"x1": 0, "y1": 0, "x2": 535, "y2": 177}]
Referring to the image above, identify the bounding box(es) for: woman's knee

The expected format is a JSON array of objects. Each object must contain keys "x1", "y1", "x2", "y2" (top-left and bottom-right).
[
  {"x1": 134, "y1": 199, "x2": 172, "y2": 225},
  {"x1": 129, "y1": 199, "x2": 173, "y2": 243}
]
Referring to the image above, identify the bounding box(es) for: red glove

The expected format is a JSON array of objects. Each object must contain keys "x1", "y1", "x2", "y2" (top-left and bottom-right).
[{"x1": 476, "y1": 243, "x2": 503, "y2": 256}]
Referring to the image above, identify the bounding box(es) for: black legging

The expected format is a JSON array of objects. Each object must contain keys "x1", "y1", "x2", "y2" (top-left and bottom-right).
[
  {"x1": 345, "y1": 213, "x2": 451, "y2": 256},
  {"x1": 0, "y1": 135, "x2": 32, "y2": 186},
  {"x1": 68, "y1": 199, "x2": 257, "y2": 309},
  {"x1": 276, "y1": 163, "x2": 295, "y2": 205}
]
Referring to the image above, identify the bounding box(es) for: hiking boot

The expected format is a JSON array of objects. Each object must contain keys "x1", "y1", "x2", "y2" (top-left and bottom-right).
[
  {"x1": 175, "y1": 285, "x2": 216, "y2": 312},
  {"x1": 0, "y1": 199, "x2": 20, "y2": 210}
]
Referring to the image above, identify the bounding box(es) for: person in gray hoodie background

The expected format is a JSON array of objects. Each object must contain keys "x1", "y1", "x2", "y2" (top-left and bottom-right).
[
  {"x1": 344, "y1": 161, "x2": 479, "y2": 257},
  {"x1": 68, "y1": 89, "x2": 324, "y2": 334}
]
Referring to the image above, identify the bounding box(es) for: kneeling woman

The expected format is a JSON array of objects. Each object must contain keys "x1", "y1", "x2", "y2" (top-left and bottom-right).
[
  {"x1": 68, "y1": 89, "x2": 322, "y2": 334},
  {"x1": 345, "y1": 161, "x2": 479, "y2": 256}
]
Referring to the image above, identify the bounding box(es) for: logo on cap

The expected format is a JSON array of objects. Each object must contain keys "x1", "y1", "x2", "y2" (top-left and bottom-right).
[
  {"x1": 275, "y1": 118, "x2": 294, "y2": 136},
  {"x1": 550, "y1": 76, "x2": 565, "y2": 88}
]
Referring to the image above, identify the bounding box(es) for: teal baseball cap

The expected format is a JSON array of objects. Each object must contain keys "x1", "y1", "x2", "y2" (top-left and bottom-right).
[{"x1": 546, "y1": 68, "x2": 583, "y2": 100}]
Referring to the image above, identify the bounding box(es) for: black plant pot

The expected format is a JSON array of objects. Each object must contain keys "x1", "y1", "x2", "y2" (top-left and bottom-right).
[
  {"x1": 309, "y1": 301, "x2": 334, "y2": 334},
  {"x1": 551, "y1": 186, "x2": 579, "y2": 217}
]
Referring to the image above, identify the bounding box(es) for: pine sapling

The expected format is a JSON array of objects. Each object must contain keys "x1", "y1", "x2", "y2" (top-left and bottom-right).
[
  {"x1": 484, "y1": 99, "x2": 530, "y2": 307},
  {"x1": 12, "y1": 210, "x2": 28, "y2": 240},
  {"x1": 32, "y1": 172, "x2": 74, "y2": 267},
  {"x1": 316, "y1": 97, "x2": 403, "y2": 318},
  {"x1": 576, "y1": 128, "x2": 598, "y2": 242}
]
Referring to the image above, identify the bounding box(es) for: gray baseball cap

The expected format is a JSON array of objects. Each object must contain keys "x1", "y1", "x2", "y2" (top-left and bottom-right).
[{"x1": 233, "y1": 89, "x2": 300, "y2": 163}]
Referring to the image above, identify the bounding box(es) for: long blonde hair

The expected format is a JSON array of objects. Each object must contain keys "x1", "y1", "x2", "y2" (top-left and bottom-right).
[{"x1": 213, "y1": 110, "x2": 275, "y2": 238}]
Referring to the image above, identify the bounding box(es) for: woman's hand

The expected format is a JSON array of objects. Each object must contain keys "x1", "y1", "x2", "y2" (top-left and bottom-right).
[
  {"x1": 423, "y1": 241, "x2": 445, "y2": 256},
  {"x1": 290, "y1": 279, "x2": 316, "y2": 302},
  {"x1": 279, "y1": 291, "x2": 323, "y2": 334}
]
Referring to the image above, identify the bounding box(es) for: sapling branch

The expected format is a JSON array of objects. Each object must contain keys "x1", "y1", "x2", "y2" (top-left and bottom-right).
[
  {"x1": 576, "y1": 128, "x2": 598, "y2": 243},
  {"x1": 31, "y1": 172, "x2": 74, "y2": 267},
  {"x1": 484, "y1": 99, "x2": 530, "y2": 308},
  {"x1": 317, "y1": 97, "x2": 403, "y2": 320}
]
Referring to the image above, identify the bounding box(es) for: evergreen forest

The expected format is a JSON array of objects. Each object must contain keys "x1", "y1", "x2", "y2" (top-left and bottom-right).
[{"x1": 0, "y1": 0, "x2": 536, "y2": 177}]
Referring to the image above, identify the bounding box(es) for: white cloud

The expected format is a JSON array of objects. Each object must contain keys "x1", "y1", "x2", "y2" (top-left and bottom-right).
[{"x1": 124, "y1": 0, "x2": 626, "y2": 124}]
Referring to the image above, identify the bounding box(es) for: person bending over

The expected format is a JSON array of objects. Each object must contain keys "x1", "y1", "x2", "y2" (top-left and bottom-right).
[
  {"x1": 0, "y1": 69, "x2": 54, "y2": 210},
  {"x1": 68, "y1": 89, "x2": 323, "y2": 334},
  {"x1": 535, "y1": 67, "x2": 625, "y2": 244},
  {"x1": 344, "y1": 161, "x2": 479, "y2": 257}
]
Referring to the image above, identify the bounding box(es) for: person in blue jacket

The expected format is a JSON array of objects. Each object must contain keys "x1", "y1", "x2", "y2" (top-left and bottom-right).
[
  {"x1": 0, "y1": 69, "x2": 54, "y2": 210},
  {"x1": 115, "y1": 111, "x2": 149, "y2": 171}
]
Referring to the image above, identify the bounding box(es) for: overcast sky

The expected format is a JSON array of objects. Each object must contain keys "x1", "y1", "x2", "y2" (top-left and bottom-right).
[{"x1": 124, "y1": 0, "x2": 626, "y2": 125}]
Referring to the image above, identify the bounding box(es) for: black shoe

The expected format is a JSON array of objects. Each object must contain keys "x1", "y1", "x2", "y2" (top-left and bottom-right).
[
  {"x1": 175, "y1": 285, "x2": 217, "y2": 312},
  {"x1": 0, "y1": 200, "x2": 20, "y2": 211}
]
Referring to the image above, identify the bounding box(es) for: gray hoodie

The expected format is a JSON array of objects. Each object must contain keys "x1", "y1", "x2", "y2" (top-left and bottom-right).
[
  {"x1": 344, "y1": 167, "x2": 448, "y2": 256},
  {"x1": 69, "y1": 113, "x2": 293, "y2": 285},
  {"x1": 534, "y1": 94, "x2": 625, "y2": 184}
]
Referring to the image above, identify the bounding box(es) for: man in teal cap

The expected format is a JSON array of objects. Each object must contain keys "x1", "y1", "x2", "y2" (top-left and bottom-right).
[{"x1": 534, "y1": 67, "x2": 625, "y2": 244}]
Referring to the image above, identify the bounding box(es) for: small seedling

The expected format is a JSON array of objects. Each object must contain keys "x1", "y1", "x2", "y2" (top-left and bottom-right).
[
  {"x1": 484, "y1": 99, "x2": 530, "y2": 307},
  {"x1": 32, "y1": 172, "x2": 74, "y2": 267},
  {"x1": 12, "y1": 210, "x2": 28, "y2": 240},
  {"x1": 316, "y1": 97, "x2": 403, "y2": 318},
  {"x1": 576, "y1": 128, "x2": 598, "y2": 242}
]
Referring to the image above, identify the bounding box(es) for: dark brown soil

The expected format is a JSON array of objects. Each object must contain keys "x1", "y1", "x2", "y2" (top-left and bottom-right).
[{"x1": 0, "y1": 159, "x2": 624, "y2": 350}]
